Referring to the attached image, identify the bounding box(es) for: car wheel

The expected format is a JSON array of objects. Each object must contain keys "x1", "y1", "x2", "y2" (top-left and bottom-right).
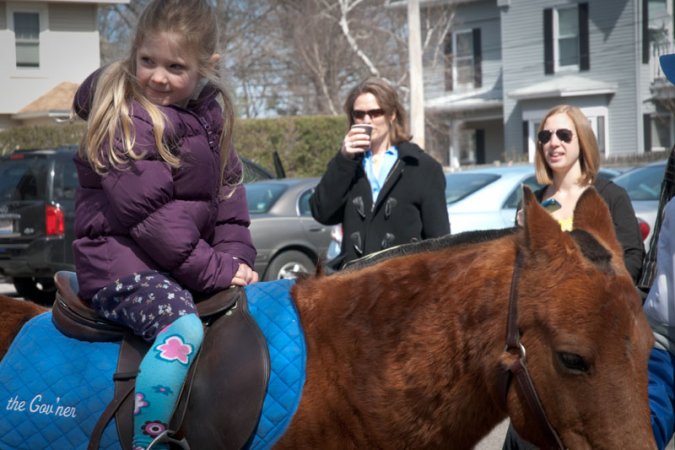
[
  {"x1": 264, "y1": 250, "x2": 315, "y2": 281},
  {"x1": 13, "y1": 276, "x2": 57, "y2": 306}
]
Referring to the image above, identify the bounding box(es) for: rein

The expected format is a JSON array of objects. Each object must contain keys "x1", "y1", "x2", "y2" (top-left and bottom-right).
[{"x1": 501, "y1": 250, "x2": 566, "y2": 450}]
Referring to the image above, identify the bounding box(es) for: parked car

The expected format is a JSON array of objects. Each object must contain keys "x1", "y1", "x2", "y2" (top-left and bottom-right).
[
  {"x1": 445, "y1": 165, "x2": 621, "y2": 234},
  {"x1": 0, "y1": 146, "x2": 276, "y2": 304},
  {"x1": 245, "y1": 178, "x2": 331, "y2": 280},
  {"x1": 612, "y1": 159, "x2": 667, "y2": 251}
]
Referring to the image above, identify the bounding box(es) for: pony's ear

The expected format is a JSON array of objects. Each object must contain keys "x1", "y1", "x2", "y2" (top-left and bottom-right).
[
  {"x1": 572, "y1": 187, "x2": 623, "y2": 257},
  {"x1": 521, "y1": 186, "x2": 574, "y2": 257}
]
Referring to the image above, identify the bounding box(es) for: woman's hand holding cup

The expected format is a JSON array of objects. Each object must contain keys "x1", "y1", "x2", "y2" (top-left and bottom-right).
[{"x1": 341, "y1": 124, "x2": 373, "y2": 159}]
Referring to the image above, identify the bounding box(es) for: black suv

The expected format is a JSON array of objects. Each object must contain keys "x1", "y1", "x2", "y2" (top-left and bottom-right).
[
  {"x1": 0, "y1": 146, "x2": 276, "y2": 305},
  {"x1": 0, "y1": 146, "x2": 79, "y2": 304}
]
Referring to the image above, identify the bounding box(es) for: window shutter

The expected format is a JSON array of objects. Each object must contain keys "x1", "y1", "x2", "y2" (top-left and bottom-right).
[
  {"x1": 643, "y1": 0, "x2": 650, "y2": 64},
  {"x1": 544, "y1": 9, "x2": 554, "y2": 74},
  {"x1": 444, "y1": 34, "x2": 453, "y2": 91},
  {"x1": 579, "y1": 3, "x2": 589, "y2": 71},
  {"x1": 476, "y1": 129, "x2": 486, "y2": 164},
  {"x1": 473, "y1": 28, "x2": 482, "y2": 88},
  {"x1": 644, "y1": 114, "x2": 652, "y2": 152}
]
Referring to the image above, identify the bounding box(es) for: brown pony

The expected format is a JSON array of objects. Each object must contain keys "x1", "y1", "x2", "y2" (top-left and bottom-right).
[
  {"x1": 0, "y1": 295, "x2": 46, "y2": 358},
  {"x1": 0, "y1": 188, "x2": 656, "y2": 449}
]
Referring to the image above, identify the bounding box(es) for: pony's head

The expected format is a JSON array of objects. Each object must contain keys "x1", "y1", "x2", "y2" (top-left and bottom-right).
[{"x1": 503, "y1": 187, "x2": 654, "y2": 449}]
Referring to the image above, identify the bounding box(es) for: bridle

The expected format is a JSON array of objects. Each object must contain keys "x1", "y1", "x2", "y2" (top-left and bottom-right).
[{"x1": 500, "y1": 250, "x2": 566, "y2": 450}]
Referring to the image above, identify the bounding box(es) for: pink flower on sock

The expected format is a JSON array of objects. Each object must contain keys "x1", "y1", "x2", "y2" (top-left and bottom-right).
[
  {"x1": 155, "y1": 335, "x2": 193, "y2": 365},
  {"x1": 134, "y1": 392, "x2": 149, "y2": 415},
  {"x1": 142, "y1": 420, "x2": 167, "y2": 437}
]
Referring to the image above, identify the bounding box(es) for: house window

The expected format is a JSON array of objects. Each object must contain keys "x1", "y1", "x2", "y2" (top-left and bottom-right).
[
  {"x1": 14, "y1": 12, "x2": 40, "y2": 68},
  {"x1": 454, "y1": 31, "x2": 474, "y2": 89},
  {"x1": 595, "y1": 116, "x2": 606, "y2": 155},
  {"x1": 648, "y1": 0, "x2": 669, "y2": 43},
  {"x1": 459, "y1": 129, "x2": 475, "y2": 165},
  {"x1": 444, "y1": 28, "x2": 482, "y2": 91},
  {"x1": 544, "y1": 3, "x2": 589, "y2": 74},
  {"x1": 556, "y1": 7, "x2": 579, "y2": 69},
  {"x1": 649, "y1": 113, "x2": 672, "y2": 151}
]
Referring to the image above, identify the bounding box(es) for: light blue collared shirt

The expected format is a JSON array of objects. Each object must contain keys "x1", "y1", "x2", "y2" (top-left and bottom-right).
[{"x1": 363, "y1": 146, "x2": 398, "y2": 203}]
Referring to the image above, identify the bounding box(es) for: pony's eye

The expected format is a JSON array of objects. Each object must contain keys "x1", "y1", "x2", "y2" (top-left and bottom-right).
[{"x1": 557, "y1": 352, "x2": 590, "y2": 373}]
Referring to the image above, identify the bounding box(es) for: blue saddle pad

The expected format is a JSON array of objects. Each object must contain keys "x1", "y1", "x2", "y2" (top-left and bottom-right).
[
  {"x1": 0, "y1": 312, "x2": 121, "y2": 449},
  {"x1": 244, "y1": 279, "x2": 306, "y2": 449},
  {"x1": 0, "y1": 279, "x2": 306, "y2": 450}
]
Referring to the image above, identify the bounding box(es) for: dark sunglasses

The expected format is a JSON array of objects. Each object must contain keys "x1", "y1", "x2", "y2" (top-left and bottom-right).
[
  {"x1": 352, "y1": 108, "x2": 385, "y2": 120},
  {"x1": 537, "y1": 128, "x2": 574, "y2": 144}
]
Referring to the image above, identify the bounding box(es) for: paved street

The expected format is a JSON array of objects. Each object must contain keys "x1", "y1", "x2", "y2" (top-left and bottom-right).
[{"x1": 475, "y1": 419, "x2": 508, "y2": 449}]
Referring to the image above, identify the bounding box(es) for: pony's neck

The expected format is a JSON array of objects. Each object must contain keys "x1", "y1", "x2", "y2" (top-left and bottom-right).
[{"x1": 289, "y1": 239, "x2": 516, "y2": 448}]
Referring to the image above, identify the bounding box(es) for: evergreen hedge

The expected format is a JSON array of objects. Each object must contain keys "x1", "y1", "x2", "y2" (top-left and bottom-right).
[{"x1": 0, "y1": 115, "x2": 349, "y2": 178}]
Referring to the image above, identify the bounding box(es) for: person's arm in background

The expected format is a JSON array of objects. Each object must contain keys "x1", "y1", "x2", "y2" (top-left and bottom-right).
[
  {"x1": 602, "y1": 182, "x2": 645, "y2": 283},
  {"x1": 310, "y1": 151, "x2": 361, "y2": 225}
]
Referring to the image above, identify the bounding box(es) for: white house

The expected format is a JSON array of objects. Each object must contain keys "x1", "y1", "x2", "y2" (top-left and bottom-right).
[{"x1": 0, "y1": 0, "x2": 128, "y2": 130}]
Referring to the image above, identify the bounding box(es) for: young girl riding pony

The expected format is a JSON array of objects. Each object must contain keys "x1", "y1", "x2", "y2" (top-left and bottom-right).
[{"x1": 72, "y1": 1, "x2": 258, "y2": 448}]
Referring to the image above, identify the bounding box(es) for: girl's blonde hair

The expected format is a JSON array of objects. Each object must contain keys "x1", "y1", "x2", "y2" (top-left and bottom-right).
[
  {"x1": 534, "y1": 104, "x2": 600, "y2": 186},
  {"x1": 81, "y1": 0, "x2": 236, "y2": 187}
]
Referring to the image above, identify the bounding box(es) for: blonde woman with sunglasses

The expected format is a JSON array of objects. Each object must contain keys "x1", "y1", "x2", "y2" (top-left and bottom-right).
[
  {"x1": 505, "y1": 104, "x2": 645, "y2": 450},
  {"x1": 533, "y1": 104, "x2": 601, "y2": 231},
  {"x1": 516, "y1": 104, "x2": 643, "y2": 280},
  {"x1": 310, "y1": 78, "x2": 449, "y2": 269}
]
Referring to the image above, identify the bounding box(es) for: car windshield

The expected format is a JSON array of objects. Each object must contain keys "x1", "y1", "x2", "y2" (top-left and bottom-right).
[
  {"x1": 613, "y1": 163, "x2": 666, "y2": 201},
  {"x1": 445, "y1": 173, "x2": 500, "y2": 205},
  {"x1": 245, "y1": 183, "x2": 288, "y2": 213},
  {"x1": 0, "y1": 156, "x2": 49, "y2": 201}
]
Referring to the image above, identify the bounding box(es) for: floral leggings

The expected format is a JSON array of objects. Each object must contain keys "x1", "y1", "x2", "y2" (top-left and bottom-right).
[{"x1": 91, "y1": 271, "x2": 204, "y2": 450}]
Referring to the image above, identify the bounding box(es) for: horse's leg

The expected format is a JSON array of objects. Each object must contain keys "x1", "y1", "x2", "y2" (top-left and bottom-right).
[{"x1": 0, "y1": 296, "x2": 46, "y2": 359}]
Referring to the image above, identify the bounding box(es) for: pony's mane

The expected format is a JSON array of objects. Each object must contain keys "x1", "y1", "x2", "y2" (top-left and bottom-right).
[
  {"x1": 342, "y1": 227, "x2": 518, "y2": 271},
  {"x1": 340, "y1": 225, "x2": 615, "y2": 274}
]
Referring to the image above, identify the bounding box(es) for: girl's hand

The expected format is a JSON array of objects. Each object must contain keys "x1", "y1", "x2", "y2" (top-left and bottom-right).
[{"x1": 231, "y1": 263, "x2": 259, "y2": 286}]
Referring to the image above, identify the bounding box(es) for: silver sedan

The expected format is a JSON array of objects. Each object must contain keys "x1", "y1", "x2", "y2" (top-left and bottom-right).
[{"x1": 245, "y1": 178, "x2": 331, "y2": 280}]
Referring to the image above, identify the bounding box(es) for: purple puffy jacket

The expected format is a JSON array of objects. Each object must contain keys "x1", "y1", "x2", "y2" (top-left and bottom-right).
[{"x1": 72, "y1": 69, "x2": 256, "y2": 300}]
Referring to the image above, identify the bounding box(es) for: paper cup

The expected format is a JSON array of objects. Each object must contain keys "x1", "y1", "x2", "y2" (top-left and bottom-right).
[{"x1": 352, "y1": 124, "x2": 373, "y2": 137}]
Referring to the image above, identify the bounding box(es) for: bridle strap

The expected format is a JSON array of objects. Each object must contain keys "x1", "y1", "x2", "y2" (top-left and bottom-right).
[
  {"x1": 505, "y1": 251, "x2": 524, "y2": 352},
  {"x1": 502, "y1": 251, "x2": 566, "y2": 450}
]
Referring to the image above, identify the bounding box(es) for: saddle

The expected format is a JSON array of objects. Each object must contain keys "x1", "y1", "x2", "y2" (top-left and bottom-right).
[{"x1": 51, "y1": 271, "x2": 270, "y2": 450}]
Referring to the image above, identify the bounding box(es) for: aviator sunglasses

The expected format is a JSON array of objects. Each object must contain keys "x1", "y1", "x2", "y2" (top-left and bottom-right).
[
  {"x1": 537, "y1": 128, "x2": 574, "y2": 144},
  {"x1": 352, "y1": 108, "x2": 385, "y2": 120}
]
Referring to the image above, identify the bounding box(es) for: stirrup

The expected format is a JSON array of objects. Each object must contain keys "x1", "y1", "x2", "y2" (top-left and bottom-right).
[{"x1": 146, "y1": 430, "x2": 190, "y2": 450}]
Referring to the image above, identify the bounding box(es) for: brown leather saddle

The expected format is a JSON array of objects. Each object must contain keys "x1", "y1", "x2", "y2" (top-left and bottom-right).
[{"x1": 51, "y1": 271, "x2": 270, "y2": 450}]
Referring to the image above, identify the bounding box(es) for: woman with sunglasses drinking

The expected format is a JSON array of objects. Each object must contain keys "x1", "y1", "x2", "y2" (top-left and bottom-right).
[
  {"x1": 504, "y1": 104, "x2": 644, "y2": 450},
  {"x1": 310, "y1": 78, "x2": 449, "y2": 269}
]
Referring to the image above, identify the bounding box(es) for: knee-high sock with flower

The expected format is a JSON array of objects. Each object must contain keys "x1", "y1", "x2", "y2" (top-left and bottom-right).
[{"x1": 132, "y1": 313, "x2": 203, "y2": 450}]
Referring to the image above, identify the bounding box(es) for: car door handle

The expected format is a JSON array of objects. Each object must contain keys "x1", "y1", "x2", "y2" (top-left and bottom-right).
[{"x1": 308, "y1": 227, "x2": 325, "y2": 232}]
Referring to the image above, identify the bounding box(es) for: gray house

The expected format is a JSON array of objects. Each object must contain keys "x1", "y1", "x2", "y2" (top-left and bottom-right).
[{"x1": 419, "y1": 0, "x2": 674, "y2": 166}]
